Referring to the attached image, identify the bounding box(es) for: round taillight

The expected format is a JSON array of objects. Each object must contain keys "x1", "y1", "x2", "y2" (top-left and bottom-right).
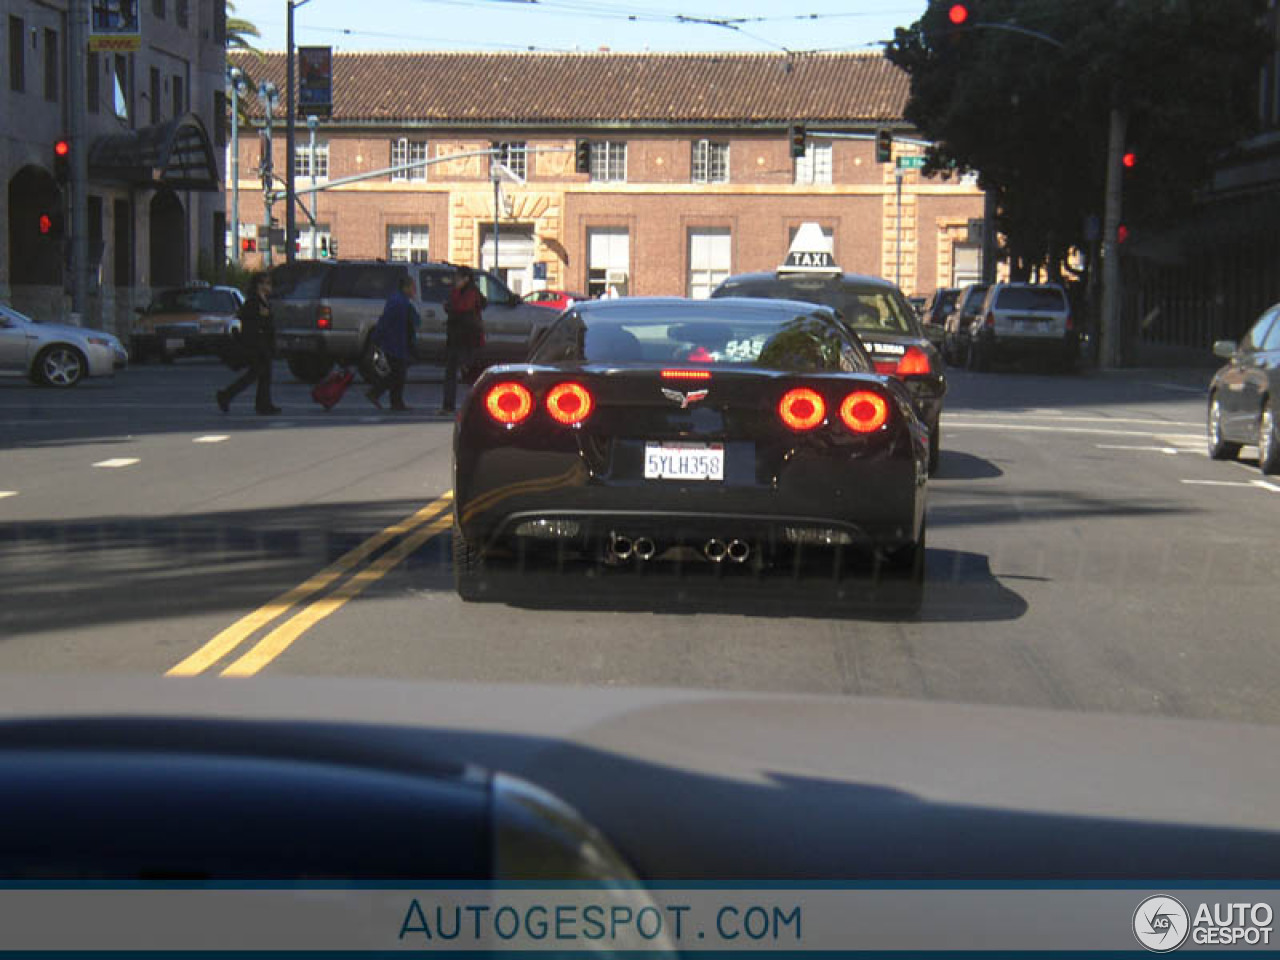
[
  {"x1": 778, "y1": 388, "x2": 826, "y2": 431},
  {"x1": 546, "y1": 382, "x2": 593, "y2": 425},
  {"x1": 485, "y1": 382, "x2": 533, "y2": 425},
  {"x1": 840, "y1": 391, "x2": 889, "y2": 434}
]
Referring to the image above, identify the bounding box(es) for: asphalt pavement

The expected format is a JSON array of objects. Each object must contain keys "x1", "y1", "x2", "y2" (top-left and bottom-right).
[{"x1": 1, "y1": 355, "x2": 1277, "y2": 725}]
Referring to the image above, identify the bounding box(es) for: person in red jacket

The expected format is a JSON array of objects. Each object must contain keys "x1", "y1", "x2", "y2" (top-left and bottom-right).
[{"x1": 440, "y1": 266, "x2": 487, "y2": 414}]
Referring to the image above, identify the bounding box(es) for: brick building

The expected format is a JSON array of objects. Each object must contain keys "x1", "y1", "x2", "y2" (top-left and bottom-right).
[
  {"x1": 2, "y1": 0, "x2": 225, "y2": 331},
  {"x1": 231, "y1": 51, "x2": 984, "y2": 298}
]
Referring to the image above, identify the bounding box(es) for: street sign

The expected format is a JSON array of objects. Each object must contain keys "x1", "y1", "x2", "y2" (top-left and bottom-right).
[
  {"x1": 896, "y1": 155, "x2": 926, "y2": 170},
  {"x1": 298, "y1": 47, "x2": 333, "y2": 117}
]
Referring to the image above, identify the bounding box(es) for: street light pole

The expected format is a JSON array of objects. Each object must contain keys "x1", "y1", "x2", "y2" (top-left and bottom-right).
[
  {"x1": 228, "y1": 67, "x2": 246, "y2": 265},
  {"x1": 259, "y1": 81, "x2": 278, "y2": 269},
  {"x1": 68, "y1": 0, "x2": 89, "y2": 322},
  {"x1": 1099, "y1": 105, "x2": 1127, "y2": 369},
  {"x1": 285, "y1": 0, "x2": 313, "y2": 265},
  {"x1": 308, "y1": 114, "x2": 318, "y2": 260},
  {"x1": 895, "y1": 170, "x2": 904, "y2": 287}
]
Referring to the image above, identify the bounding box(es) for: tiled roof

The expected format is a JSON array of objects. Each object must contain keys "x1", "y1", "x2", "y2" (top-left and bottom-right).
[{"x1": 232, "y1": 51, "x2": 908, "y2": 126}]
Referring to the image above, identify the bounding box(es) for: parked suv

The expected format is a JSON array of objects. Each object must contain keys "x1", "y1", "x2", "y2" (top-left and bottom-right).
[
  {"x1": 968, "y1": 283, "x2": 1076, "y2": 372},
  {"x1": 942, "y1": 282, "x2": 990, "y2": 366},
  {"x1": 270, "y1": 260, "x2": 559, "y2": 383}
]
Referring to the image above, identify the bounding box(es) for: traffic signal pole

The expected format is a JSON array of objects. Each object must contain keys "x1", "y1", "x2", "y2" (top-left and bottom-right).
[
  {"x1": 68, "y1": 0, "x2": 89, "y2": 322},
  {"x1": 1100, "y1": 105, "x2": 1127, "y2": 369}
]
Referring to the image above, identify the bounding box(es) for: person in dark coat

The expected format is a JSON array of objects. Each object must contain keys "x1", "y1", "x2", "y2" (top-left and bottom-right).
[
  {"x1": 440, "y1": 265, "x2": 487, "y2": 414},
  {"x1": 217, "y1": 272, "x2": 280, "y2": 415},
  {"x1": 366, "y1": 274, "x2": 419, "y2": 412}
]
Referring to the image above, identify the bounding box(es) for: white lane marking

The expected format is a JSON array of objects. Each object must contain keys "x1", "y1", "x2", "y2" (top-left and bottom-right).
[
  {"x1": 1254, "y1": 479, "x2": 1280, "y2": 493},
  {"x1": 1181, "y1": 479, "x2": 1255, "y2": 488},
  {"x1": 1096, "y1": 444, "x2": 1178, "y2": 455},
  {"x1": 266, "y1": 421, "x2": 297, "y2": 429},
  {"x1": 944, "y1": 421, "x2": 1203, "y2": 441},
  {"x1": 945, "y1": 414, "x2": 1201, "y2": 428},
  {"x1": 193, "y1": 435, "x2": 229, "y2": 444},
  {"x1": 0, "y1": 491, "x2": 17, "y2": 499},
  {"x1": 91, "y1": 458, "x2": 140, "y2": 468},
  {"x1": 1138, "y1": 380, "x2": 1206, "y2": 395}
]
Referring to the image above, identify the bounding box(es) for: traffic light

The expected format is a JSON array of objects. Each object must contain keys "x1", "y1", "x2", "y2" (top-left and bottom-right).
[
  {"x1": 875, "y1": 128, "x2": 893, "y2": 164},
  {"x1": 241, "y1": 238, "x2": 257, "y2": 253},
  {"x1": 37, "y1": 209, "x2": 64, "y2": 240},
  {"x1": 53, "y1": 137, "x2": 70, "y2": 184},
  {"x1": 789, "y1": 124, "x2": 807, "y2": 159},
  {"x1": 574, "y1": 139, "x2": 591, "y2": 174},
  {"x1": 1122, "y1": 151, "x2": 1137, "y2": 169},
  {"x1": 947, "y1": 3, "x2": 970, "y2": 26},
  {"x1": 1117, "y1": 223, "x2": 1130, "y2": 245}
]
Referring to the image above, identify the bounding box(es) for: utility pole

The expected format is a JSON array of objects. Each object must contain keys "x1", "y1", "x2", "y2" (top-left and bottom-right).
[
  {"x1": 68, "y1": 0, "x2": 89, "y2": 323},
  {"x1": 228, "y1": 67, "x2": 246, "y2": 265},
  {"x1": 895, "y1": 170, "x2": 904, "y2": 287},
  {"x1": 285, "y1": 0, "x2": 312, "y2": 264},
  {"x1": 1100, "y1": 105, "x2": 1127, "y2": 369},
  {"x1": 981, "y1": 188, "x2": 998, "y2": 284},
  {"x1": 259, "y1": 81, "x2": 278, "y2": 268},
  {"x1": 491, "y1": 162, "x2": 501, "y2": 279},
  {"x1": 307, "y1": 114, "x2": 318, "y2": 260}
]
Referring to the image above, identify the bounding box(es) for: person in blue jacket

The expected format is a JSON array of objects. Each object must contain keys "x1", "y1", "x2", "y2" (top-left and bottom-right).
[{"x1": 366, "y1": 274, "x2": 419, "y2": 412}]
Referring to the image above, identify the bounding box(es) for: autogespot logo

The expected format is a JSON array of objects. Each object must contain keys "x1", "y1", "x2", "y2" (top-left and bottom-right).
[{"x1": 1134, "y1": 895, "x2": 1191, "y2": 952}]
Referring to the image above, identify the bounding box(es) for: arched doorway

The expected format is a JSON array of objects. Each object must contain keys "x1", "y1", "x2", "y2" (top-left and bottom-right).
[
  {"x1": 149, "y1": 189, "x2": 186, "y2": 286},
  {"x1": 7, "y1": 166, "x2": 64, "y2": 287}
]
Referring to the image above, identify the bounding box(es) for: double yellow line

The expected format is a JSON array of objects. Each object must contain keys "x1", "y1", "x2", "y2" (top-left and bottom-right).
[{"x1": 167, "y1": 492, "x2": 454, "y2": 678}]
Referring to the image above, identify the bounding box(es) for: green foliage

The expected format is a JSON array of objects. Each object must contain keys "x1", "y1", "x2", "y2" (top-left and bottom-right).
[
  {"x1": 886, "y1": 0, "x2": 1270, "y2": 277},
  {"x1": 197, "y1": 249, "x2": 256, "y2": 295}
]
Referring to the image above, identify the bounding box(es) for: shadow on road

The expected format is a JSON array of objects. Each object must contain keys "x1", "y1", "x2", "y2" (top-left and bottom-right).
[{"x1": 930, "y1": 449, "x2": 1004, "y2": 480}]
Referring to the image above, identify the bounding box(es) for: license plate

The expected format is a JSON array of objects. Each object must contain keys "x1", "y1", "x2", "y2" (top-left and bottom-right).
[
  {"x1": 644, "y1": 442, "x2": 724, "y2": 481},
  {"x1": 165, "y1": 338, "x2": 184, "y2": 351}
]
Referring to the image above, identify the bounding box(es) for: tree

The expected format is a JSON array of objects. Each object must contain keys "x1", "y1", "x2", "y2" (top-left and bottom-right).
[
  {"x1": 226, "y1": 1, "x2": 262, "y2": 123},
  {"x1": 886, "y1": 0, "x2": 1269, "y2": 282}
]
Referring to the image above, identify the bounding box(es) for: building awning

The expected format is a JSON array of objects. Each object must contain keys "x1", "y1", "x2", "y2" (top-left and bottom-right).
[{"x1": 89, "y1": 113, "x2": 220, "y2": 191}]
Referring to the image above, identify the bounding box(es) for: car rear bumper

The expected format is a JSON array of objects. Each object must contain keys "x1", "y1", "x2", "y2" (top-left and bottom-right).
[
  {"x1": 978, "y1": 330, "x2": 1077, "y2": 357},
  {"x1": 277, "y1": 328, "x2": 363, "y2": 362}
]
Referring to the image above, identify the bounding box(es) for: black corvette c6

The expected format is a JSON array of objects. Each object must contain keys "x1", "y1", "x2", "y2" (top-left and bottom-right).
[{"x1": 452, "y1": 298, "x2": 928, "y2": 607}]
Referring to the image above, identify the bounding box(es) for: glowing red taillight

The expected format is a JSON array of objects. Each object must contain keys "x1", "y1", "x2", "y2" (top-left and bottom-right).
[
  {"x1": 661, "y1": 369, "x2": 712, "y2": 380},
  {"x1": 545, "y1": 382, "x2": 594, "y2": 425},
  {"x1": 839, "y1": 391, "x2": 890, "y2": 434},
  {"x1": 896, "y1": 346, "x2": 931, "y2": 376},
  {"x1": 485, "y1": 382, "x2": 533, "y2": 425},
  {"x1": 316, "y1": 306, "x2": 332, "y2": 330},
  {"x1": 778, "y1": 388, "x2": 826, "y2": 431}
]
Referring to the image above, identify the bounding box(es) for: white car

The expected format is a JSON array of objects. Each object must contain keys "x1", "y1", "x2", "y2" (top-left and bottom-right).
[{"x1": 0, "y1": 303, "x2": 128, "y2": 387}]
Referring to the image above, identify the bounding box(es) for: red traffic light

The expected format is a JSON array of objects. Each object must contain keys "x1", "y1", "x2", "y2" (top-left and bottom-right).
[
  {"x1": 948, "y1": 3, "x2": 970, "y2": 25},
  {"x1": 54, "y1": 139, "x2": 70, "y2": 157},
  {"x1": 38, "y1": 214, "x2": 53, "y2": 235},
  {"x1": 1122, "y1": 151, "x2": 1137, "y2": 169},
  {"x1": 1117, "y1": 224, "x2": 1130, "y2": 244}
]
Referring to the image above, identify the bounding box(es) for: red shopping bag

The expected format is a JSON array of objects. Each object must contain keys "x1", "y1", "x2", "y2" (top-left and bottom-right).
[{"x1": 312, "y1": 368, "x2": 355, "y2": 410}]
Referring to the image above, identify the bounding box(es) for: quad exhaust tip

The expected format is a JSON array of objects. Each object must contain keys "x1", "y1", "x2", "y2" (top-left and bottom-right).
[
  {"x1": 727, "y1": 539, "x2": 751, "y2": 563},
  {"x1": 634, "y1": 537, "x2": 657, "y2": 561},
  {"x1": 610, "y1": 535, "x2": 634, "y2": 560},
  {"x1": 704, "y1": 539, "x2": 728, "y2": 562}
]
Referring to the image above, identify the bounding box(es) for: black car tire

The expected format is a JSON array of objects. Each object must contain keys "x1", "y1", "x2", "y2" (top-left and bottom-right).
[
  {"x1": 358, "y1": 340, "x2": 391, "y2": 386},
  {"x1": 453, "y1": 522, "x2": 485, "y2": 602},
  {"x1": 33, "y1": 345, "x2": 87, "y2": 388},
  {"x1": 287, "y1": 355, "x2": 334, "y2": 384},
  {"x1": 1259, "y1": 400, "x2": 1280, "y2": 475},
  {"x1": 928, "y1": 423, "x2": 941, "y2": 476},
  {"x1": 1207, "y1": 392, "x2": 1241, "y2": 461}
]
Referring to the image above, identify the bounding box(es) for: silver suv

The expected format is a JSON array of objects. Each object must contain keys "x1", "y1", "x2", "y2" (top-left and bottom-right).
[
  {"x1": 271, "y1": 260, "x2": 560, "y2": 383},
  {"x1": 968, "y1": 283, "x2": 1077, "y2": 372}
]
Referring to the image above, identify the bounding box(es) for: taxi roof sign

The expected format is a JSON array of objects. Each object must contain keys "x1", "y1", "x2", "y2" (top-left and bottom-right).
[{"x1": 778, "y1": 222, "x2": 839, "y2": 275}]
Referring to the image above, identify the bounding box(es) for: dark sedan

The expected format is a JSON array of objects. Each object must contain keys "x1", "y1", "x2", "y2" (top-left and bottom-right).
[
  {"x1": 453, "y1": 298, "x2": 928, "y2": 608},
  {"x1": 1208, "y1": 303, "x2": 1280, "y2": 474},
  {"x1": 711, "y1": 271, "x2": 947, "y2": 474}
]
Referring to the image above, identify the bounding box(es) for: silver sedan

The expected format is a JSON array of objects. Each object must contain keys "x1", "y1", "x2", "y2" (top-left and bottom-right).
[{"x1": 0, "y1": 303, "x2": 128, "y2": 388}]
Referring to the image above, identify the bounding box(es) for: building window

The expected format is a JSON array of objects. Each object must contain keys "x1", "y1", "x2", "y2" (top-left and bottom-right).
[
  {"x1": 214, "y1": 90, "x2": 226, "y2": 145},
  {"x1": 590, "y1": 141, "x2": 627, "y2": 183},
  {"x1": 388, "y1": 226, "x2": 430, "y2": 263},
  {"x1": 87, "y1": 51, "x2": 100, "y2": 113},
  {"x1": 149, "y1": 67, "x2": 160, "y2": 123},
  {"x1": 587, "y1": 227, "x2": 629, "y2": 297},
  {"x1": 390, "y1": 138, "x2": 429, "y2": 181},
  {"x1": 153, "y1": 0, "x2": 165, "y2": 20},
  {"x1": 952, "y1": 242, "x2": 981, "y2": 287},
  {"x1": 794, "y1": 141, "x2": 832, "y2": 185},
  {"x1": 692, "y1": 140, "x2": 729, "y2": 184},
  {"x1": 172, "y1": 74, "x2": 183, "y2": 118},
  {"x1": 493, "y1": 141, "x2": 527, "y2": 180},
  {"x1": 10, "y1": 16, "x2": 25, "y2": 93},
  {"x1": 688, "y1": 229, "x2": 731, "y2": 299},
  {"x1": 43, "y1": 28, "x2": 58, "y2": 102},
  {"x1": 113, "y1": 54, "x2": 130, "y2": 121},
  {"x1": 294, "y1": 140, "x2": 329, "y2": 180},
  {"x1": 176, "y1": 0, "x2": 189, "y2": 28}
]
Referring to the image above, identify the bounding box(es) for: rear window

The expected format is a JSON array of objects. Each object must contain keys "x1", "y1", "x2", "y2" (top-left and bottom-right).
[
  {"x1": 269, "y1": 262, "x2": 330, "y2": 300},
  {"x1": 531, "y1": 309, "x2": 866, "y2": 373},
  {"x1": 712, "y1": 278, "x2": 918, "y2": 335},
  {"x1": 328, "y1": 265, "x2": 407, "y2": 300},
  {"x1": 960, "y1": 285, "x2": 990, "y2": 313},
  {"x1": 994, "y1": 287, "x2": 1068, "y2": 311},
  {"x1": 149, "y1": 289, "x2": 237, "y2": 313}
]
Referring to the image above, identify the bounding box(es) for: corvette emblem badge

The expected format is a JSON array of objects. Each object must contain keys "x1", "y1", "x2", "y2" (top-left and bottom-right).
[{"x1": 661, "y1": 388, "x2": 709, "y2": 409}]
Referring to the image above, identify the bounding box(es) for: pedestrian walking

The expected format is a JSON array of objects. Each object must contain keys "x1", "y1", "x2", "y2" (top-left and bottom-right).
[
  {"x1": 216, "y1": 271, "x2": 280, "y2": 415},
  {"x1": 365, "y1": 274, "x2": 419, "y2": 412},
  {"x1": 441, "y1": 266, "x2": 487, "y2": 414}
]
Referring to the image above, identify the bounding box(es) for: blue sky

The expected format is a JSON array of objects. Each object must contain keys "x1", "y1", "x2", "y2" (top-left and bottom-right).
[{"x1": 231, "y1": 0, "x2": 927, "y2": 54}]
